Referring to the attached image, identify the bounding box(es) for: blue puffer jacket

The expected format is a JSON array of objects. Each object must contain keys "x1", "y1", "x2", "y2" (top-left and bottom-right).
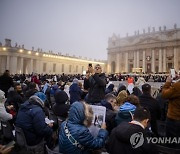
[
  {"x1": 15, "y1": 97, "x2": 53, "y2": 146},
  {"x1": 59, "y1": 101, "x2": 108, "y2": 154},
  {"x1": 115, "y1": 102, "x2": 136, "y2": 126}
]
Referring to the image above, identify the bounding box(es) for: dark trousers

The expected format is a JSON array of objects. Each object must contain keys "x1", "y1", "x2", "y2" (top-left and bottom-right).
[{"x1": 166, "y1": 118, "x2": 180, "y2": 149}]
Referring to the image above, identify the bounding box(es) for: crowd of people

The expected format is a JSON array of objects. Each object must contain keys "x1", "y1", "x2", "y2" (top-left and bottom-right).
[{"x1": 0, "y1": 65, "x2": 179, "y2": 154}]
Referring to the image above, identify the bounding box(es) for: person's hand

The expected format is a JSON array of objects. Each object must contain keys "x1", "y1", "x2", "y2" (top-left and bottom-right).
[
  {"x1": 0, "y1": 145, "x2": 14, "y2": 154},
  {"x1": 101, "y1": 123, "x2": 106, "y2": 130},
  {"x1": 166, "y1": 76, "x2": 172, "y2": 83},
  {"x1": 7, "y1": 105, "x2": 14, "y2": 110},
  {"x1": 88, "y1": 66, "x2": 94, "y2": 74},
  {"x1": 48, "y1": 123, "x2": 53, "y2": 128}
]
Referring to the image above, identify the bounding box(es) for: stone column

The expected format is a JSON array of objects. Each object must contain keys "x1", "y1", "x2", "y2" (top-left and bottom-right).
[
  {"x1": 107, "y1": 53, "x2": 111, "y2": 73},
  {"x1": 158, "y1": 48, "x2": 162, "y2": 72},
  {"x1": 35, "y1": 59, "x2": 40, "y2": 73},
  {"x1": 163, "y1": 48, "x2": 166, "y2": 72},
  {"x1": 119, "y1": 52, "x2": 122, "y2": 72},
  {"x1": 10, "y1": 56, "x2": 17, "y2": 74},
  {"x1": 174, "y1": 47, "x2": 178, "y2": 71},
  {"x1": 151, "y1": 49, "x2": 155, "y2": 73},
  {"x1": 29, "y1": 59, "x2": 33, "y2": 74},
  {"x1": 116, "y1": 53, "x2": 120, "y2": 73},
  {"x1": 125, "y1": 52, "x2": 128, "y2": 72},
  {"x1": 136, "y1": 51, "x2": 139, "y2": 68},
  {"x1": 133, "y1": 51, "x2": 136, "y2": 68},
  {"x1": 6, "y1": 56, "x2": 10, "y2": 70},
  {"x1": 20, "y1": 57, "x2": 24, "y2": 74},
  {"x1": 142, "y1": 50, "x2": 146, "y2": 72}
]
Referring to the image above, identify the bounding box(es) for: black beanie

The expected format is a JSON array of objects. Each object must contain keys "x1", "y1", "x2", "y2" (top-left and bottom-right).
[{"x1": 54, "y1": 90, "x2": 68, "y2": 104}]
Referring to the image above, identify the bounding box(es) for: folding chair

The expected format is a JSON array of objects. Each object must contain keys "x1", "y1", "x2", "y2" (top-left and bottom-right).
[{"x1": 15, "y1": 126, "x2": 45, "y2": 154}]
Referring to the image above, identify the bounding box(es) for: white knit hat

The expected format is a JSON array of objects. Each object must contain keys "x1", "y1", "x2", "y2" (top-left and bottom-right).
[{"x1": 0, "y1": 90, "x2": 5, "y2": 103}]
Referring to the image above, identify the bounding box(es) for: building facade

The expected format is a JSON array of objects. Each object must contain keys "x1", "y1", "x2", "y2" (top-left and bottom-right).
[
  {"x1": 0, "y1": 39, "x2": 106, "y2": 74},
  {"x1": 107, "y1": 25, "x2": 180, "y2": 74}
]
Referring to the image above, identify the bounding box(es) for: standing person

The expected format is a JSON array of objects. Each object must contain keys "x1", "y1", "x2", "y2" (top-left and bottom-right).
[
  {"x1": 0, "y1": 70, "x2": 13, "y2": 98},
  {"x1": 162, "y1": 75, "x2": 180, "y2": 149},
  {"x1": 127, "y1": 75, "x2": 134, "y2": 94},
  {"x1": 135, "y1": 76, "x2": 146, "y2": 91},
  {"x1": 87, "y1": 64, "x2": 107, "y2": 104},
  {"x1": 139, "y1": 84, "x2": 160, "y2": 136}
]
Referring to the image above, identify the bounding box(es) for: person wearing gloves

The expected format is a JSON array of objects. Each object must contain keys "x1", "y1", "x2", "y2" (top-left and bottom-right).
[{"x1": 59, "y1": 101, "x2": 108, "y2": 154}]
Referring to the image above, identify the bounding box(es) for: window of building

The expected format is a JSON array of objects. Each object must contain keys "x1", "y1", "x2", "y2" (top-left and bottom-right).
[
  {"x1": 82, "y1": 66, "x2": 84, "y2": 72},
  {"x1": 62, "y1": 64, "x2": 64, "y2": 72},
  {"x1": 43, "y1": 63, "x2": 46, "y2": 72},
  {"x1": 53, "y1": 64, "x2": 56, "y2": 72}
]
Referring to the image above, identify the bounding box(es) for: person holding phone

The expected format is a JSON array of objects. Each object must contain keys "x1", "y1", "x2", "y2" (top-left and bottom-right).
[
  {"x1": 86, "y1": 64, "x2": 107, "y2": 104},
  {"x1": 162, "y1": 74, "x2": 180, "y2": 149}
]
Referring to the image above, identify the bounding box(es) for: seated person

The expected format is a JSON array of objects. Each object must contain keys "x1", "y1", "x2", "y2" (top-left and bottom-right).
[
  {"x1": 52, "y1": 90, "x2": 70, "y2": 121},
  {"x1": 15, "y1": 92, "x2": 53, "y2": 147},
  {"x1": 98, "y1": 94, "x2": 117, "y2": 134},
  {"x1": 107, "y1": 107, "x2": 158, "y2": 154},
  {"x1": 115, "y1": 94, "x2": 140, "y2": 126},
  {"x1": 0, "y1": 90, "x2": 12, "y2": 122},
  {"x1": 59, "y1": 101, "x2": 108, "y2": 153}
]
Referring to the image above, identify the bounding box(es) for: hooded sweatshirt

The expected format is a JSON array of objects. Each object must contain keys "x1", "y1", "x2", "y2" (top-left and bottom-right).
[{"x1": 115, "y1": 102, "x2": 136, "y2": 125}]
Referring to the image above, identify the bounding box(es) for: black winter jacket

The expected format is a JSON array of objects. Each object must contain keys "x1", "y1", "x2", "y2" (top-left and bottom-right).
[{"x1": 87, "y1": 73, "x2": 106, "y2": 104}]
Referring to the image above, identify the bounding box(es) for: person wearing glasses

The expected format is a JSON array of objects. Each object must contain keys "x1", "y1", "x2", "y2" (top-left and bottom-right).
[{"x1": 86, "y1": 64, "x2": 107, "y2": 104}]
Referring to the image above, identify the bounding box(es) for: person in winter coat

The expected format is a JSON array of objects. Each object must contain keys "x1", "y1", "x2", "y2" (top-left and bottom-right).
[
  {"x1": 52, "y1": 90, "x2": 70, "y2": 120},
  {"x1": 0, "y1": 70, "x2": 13, "y2": 97},
  {"x1": 5, "y1": 83, "x2": 25, "y2": 118},
  {"x1": 107, "y1": 107, "x2": 158, "y2": 154},
  {"x1": 135, "y1": 76, "x2": 146, "y2": 90},
  {"x1": 0, "y1": 90, "x2": 12, "y2": 122},
  {"x1": 132, "y1": 86, "x2": 142, "y2": 98},
  {"x1": 69, "y1": 78, "x2": 83, "y2": 104},
  {"x1": 115, "y1": 94, "x2": 140, "y2": 126},
  {"x1": 139, "y1": 84, "x2": 161, "y2": 136},
  {"x1": 24, "y1": 82, "x2": 38, "y2": 100},
  {"x1": 98, "y1": 94, "x2": 117, "y2": 134},
  {"x1": 15, "y1": 93, "x2": 53, "y2": 147},
  {"x1": 105, "y1": 83, "x2": 115, "y2": 95},
  {"x1": 87, "y1": 64, "x2": 107, "y2": 104},
  {"x1": 162, "y1": 76, "x2": 180, "y2": 149},
  {"x1": 115, "y1": 101, "x2": 136, "y2": 126},
  {"x1": 59, "y1": 101, "x2": 108, "y2": 154}
]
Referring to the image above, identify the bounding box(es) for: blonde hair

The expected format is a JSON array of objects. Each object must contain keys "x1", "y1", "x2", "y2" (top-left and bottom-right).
[{"x1": 82, "y1": 102, "x2": 93, "y2": 127}]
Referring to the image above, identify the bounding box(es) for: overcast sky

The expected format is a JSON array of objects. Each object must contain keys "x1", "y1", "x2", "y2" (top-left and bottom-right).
[{"x1": 0, "y1": 0, "x2": 180, "y2": 60}]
